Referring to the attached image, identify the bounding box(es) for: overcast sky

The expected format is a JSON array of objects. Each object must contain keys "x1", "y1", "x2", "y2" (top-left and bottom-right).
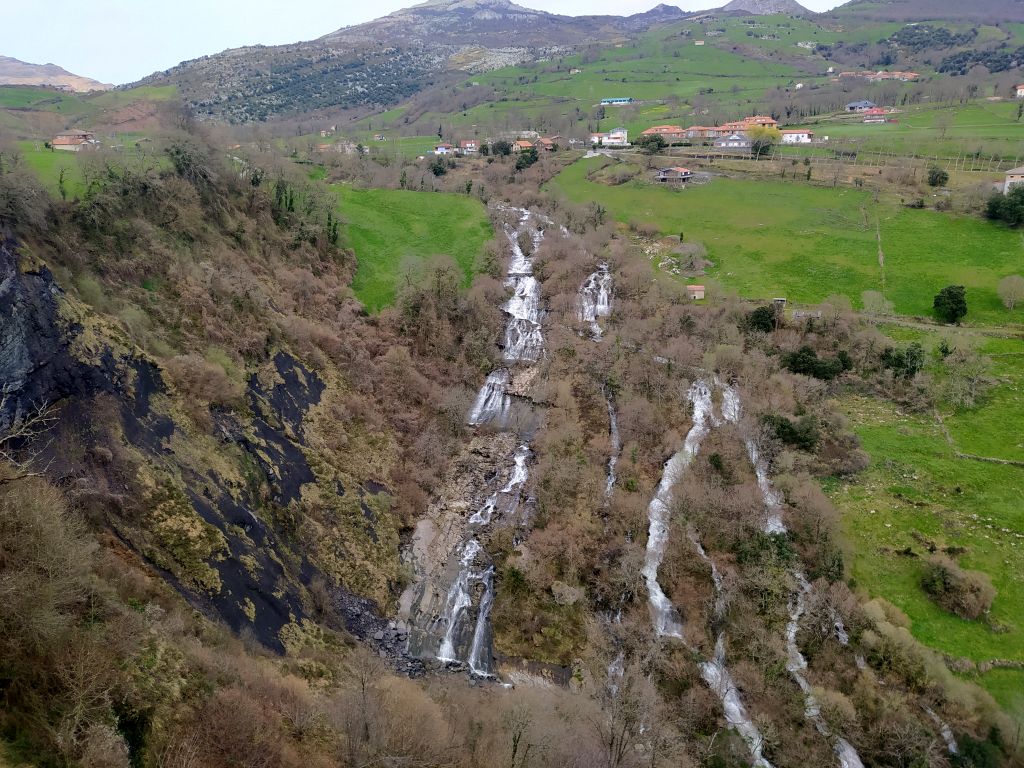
[{"x1": 5, "y1": 0, "x2": 845, "y2": 85}]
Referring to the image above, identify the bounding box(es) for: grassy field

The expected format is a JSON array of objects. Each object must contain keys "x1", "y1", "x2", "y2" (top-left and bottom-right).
[
  {"x1": 549, "y1": 158, "x2": 1024, "y2": 324},
  {"x1": 827, "y1": 389, "x2": 1024, "y2": 716},
  {"x1": 334, "y1": 186, "x2": 493, "y2": 312},
  {"x1": 824, "y1": 320, "x2": 1024, "y2": 716},
  {"x1": 17, "y1": 136, "x2": 164, "y2": 199}
]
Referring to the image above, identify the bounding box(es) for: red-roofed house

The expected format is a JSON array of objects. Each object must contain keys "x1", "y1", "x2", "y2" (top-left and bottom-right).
[
  {"x1": 513, "y1": 139, "x2": 534, "y2": 152},
  {"x1": 686, "y1": 285, "x2": 706, "y2": 300},
  {"x1": 52, "y1": 130, "x2": 98, "y2": 152},
  {"x1": 862, "y1": 107, "x2": 888, "y2": 123},
  {"x1": 1015, "y1": 84, "x2": 1024, "y2": 99},
  {"x1": 458, "y1": 140, "x2": 479, "y2": 154},
  {"x1": 641, "y1": 125, "x2": 686, "y2": 143},
  {"x1": 434, "y1": 143, "x2": 454, "y2": 155}
]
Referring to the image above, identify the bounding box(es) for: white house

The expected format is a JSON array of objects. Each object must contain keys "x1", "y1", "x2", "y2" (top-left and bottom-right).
[
  {"x1": 1005, "y1": 167, "x2": 1024, "y2": 194},
  {"x1": 714, "y1": 133, "x2": 751, "y2": 149},
  {"x1": 686, "y1": 285, "x2": 706, "y2": 300},
  {"x1": 1015, "y1": 84, "x2": 1024, "y2": 99},
  {"x1": 592, "y1": 128, "x2": 628, "y2": 147},
  {"x1": 781, "y1": 129, "x2": 814, "y2": 144},
  {"x1": 434, "y1": 143, "x2": 454, "y2": 155},
  {"x1": 458, "y1": 140, "x2": 479, "y2": 155}
]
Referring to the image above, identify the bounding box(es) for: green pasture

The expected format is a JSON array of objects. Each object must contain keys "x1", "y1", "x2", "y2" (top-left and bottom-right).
[
  {"x1": 549, "y1": 158, "x2": 1024, "y2": 324},
  {"x1": 334, "y1": 186, "x2": 493, "y2": 312}
]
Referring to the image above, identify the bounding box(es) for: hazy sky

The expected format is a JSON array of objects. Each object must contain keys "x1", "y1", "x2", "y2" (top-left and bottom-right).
[{"x1": 5, "y1": 0, "x2": 845, "y2": 85}]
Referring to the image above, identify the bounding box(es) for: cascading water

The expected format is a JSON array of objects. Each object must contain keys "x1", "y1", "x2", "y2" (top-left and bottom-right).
[
  {"x1": 642, "y1": 380, "x2": 714, "y2": 638},
  {"x1": 723, "y1": 383, "x2": 865, "y2": 768},
  {"x1": 690, "y1": 529, "x2": 775, "y2": 768},
  {"x1": 468, "y1": 566, "x2": 496, "y2": 676},
  {"x1": 605, "y1": 394, "x2": 621, "y2": 500},
  {"x1": 437, "y1": 539, "x2": 485, "y2": 663},
  {"x1": 470, "y1": 445, "x2": 530, "y2": 525},
  {"x1": 578, "y1": 263, "x2": 612, "y2": 339},
  {"x1": 468, "y1": 369, "x2": 512, "y2": 426},
  {"x1": 428, "y1": 207, "x2": 550, "y2": 676},
  {"x1": 501, "y1": 215, "x2": 544, "y2": 363}
]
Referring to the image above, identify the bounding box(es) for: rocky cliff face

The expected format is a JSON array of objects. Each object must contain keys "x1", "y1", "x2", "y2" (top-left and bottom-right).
[{"x1": 0, "y1": 236, "x2": 388, "y2": 652}]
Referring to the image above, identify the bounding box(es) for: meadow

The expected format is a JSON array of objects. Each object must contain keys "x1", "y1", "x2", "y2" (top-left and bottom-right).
[
  {"x1": 827, "y1": 346, "x2": 1024, "y2": 716},
  {"x1": 334, "y1": 186, "x2": 493, "y2": 312},
  {"x1": 549, "y1": 157, "x2": 1024, "y2": 324}
]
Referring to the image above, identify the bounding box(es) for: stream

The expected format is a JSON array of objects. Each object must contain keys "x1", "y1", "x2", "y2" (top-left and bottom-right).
[
  {"x1": 407, "y1": 207, "x2": 550, "y2": 677},
  {"x1": 723, "y1": 384, "x2": 866, "y2": 768}
]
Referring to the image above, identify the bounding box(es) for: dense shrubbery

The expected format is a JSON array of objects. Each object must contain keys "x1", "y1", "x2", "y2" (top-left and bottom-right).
[
  {"x1": 783, "y1": 345, "x2": 853, "y2": 380},
  {"x1": 762, "y1": 413, "x2": 820, "y2": 450},
  {"x1": 921, "y1": 554, "x2": 996, "y2": 620},
  {"x1": 881, "y1": 342, "x2": 925, "y2": 379},
  {"x1": 986, "y1": 187, "x2": 1024, "y2": 227}
]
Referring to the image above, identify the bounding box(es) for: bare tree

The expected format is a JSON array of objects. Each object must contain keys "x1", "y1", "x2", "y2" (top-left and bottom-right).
[
  {"x1": 997, "y1": 274, "x2": 1024, "y2": 310},
  {"x1": 0, "y1": 388, "x2": 55, "y2": 486}
]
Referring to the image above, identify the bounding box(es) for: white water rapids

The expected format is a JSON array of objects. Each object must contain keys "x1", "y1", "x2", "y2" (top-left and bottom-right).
[
  {"x1": 642, "y1": 380, "x2": 714, "y2": 638},
  {"x1": 433, "y1": 207, "x2": 550, "y2": 675},
  {"x1": 578, "y1": 263, "x2": 612, "y2": 339},
  {"x1": 723, "y1": 384, "x2": 865, "y2": 768},
  {"x1": 605, "y1": 393, "x2": 621, "y2": 500}
]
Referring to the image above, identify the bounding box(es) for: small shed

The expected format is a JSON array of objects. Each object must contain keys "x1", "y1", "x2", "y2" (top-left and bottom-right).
[{"x1": 686, "y1": 285, "x2": 706, "y2": 300}]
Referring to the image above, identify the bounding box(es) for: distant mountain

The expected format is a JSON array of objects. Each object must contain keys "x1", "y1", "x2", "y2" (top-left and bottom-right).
[
  {"x1": 0, "y1": 56, "x2": 111, "y2": 92},
  {"x1": 825, "y1": 0, "x2": 1024, "y2": 22},
  {"x1": 138, "y1": 0, "x2": 695, "y2": 122},
  {"x1": 321, "y1": 0, "x2": 690, "y2": 50},
  {"x1": 721, "y1": 0, "x2": 810, "y2": 14}
]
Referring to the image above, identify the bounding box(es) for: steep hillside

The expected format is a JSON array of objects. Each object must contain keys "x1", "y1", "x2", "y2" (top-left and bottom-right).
[
  {"x1": 0, "y1": 56, "x2": 111, "y2": 92},
  {"x1": 135, "y1": 0, "x2": 696, "y2": 122}
]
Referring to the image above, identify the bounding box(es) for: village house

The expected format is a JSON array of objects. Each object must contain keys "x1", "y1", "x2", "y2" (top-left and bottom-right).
[
  {"x1": 1004, "y1": 167, "x2": 1024, "y2": 194},
  {"x1": 434, "y1": 143, "x2": 454, "y2": 155},
  {"x1": 846, "y1": 100, "x2": 876, "y2": 112},
  {"x1": 1015, "y1": 84, "x2": 1024, "y2": 99},
  {"x1": 743, "y1": 115, "x2": 778, "y2": 128},
  {"x1": 686, "y1": 285, "x2": 706, "y2": 300},
  {"x1": 458, "y1": 139, "x2": 479, "y2": 155},
  {"x1": 512, "y1": 139, "x2": 534, "y2": 153},
  {"x1": 862, "y1": 107, "x2": 888, "y2": 123},
  {"x1": 714, "y1": 133, "x2": 751, "y2": 149},
  {"x1": 52, "y1": 130, "x2": 99, "y2": 152},
  {"x1": 781, "y1": 129, "x2": 814, "y2": 144},
  {"x1": 656, "y1": 167, "x2": 693, "y2": 184},
  {"x1": 640, "y1": 125, "x2": 687, "y2": 143},
  {"x1": 537, "y1": 137, "x2": 557, "y2": 151},
  {"x1": 591, "y1": 127, "x2": 629, "y2": 147},
  {"x1": 600, "y1": 97, "x2": 634, "y2": 106}
]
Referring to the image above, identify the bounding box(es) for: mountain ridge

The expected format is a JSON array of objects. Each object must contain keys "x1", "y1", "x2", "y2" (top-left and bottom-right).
[{"x1": 0, "y1": 55, "x2": 111, "y2": 92}]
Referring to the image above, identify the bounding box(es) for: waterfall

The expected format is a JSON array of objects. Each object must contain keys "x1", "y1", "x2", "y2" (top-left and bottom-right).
[
  {"x1": 724, "y1": 383, "x2": 865, "y2": 768},
  {"x1": 605, "y1": 394, "x2": 621, "y2": 500},
  {"x1": 700, "y1": 637, "x2": 775, "y2": 768},
  {"x1": 470, "y1": 445, "x2": 530, "y2": 525},
  {"x1": 578, "y1": 263, "x2": 612, "y2": 339},
  {"x1": 427, "y1": 206, "x2": 551, "y2": 677},
  {"x1": 690, "y1": 531, "x2": 775, "y2": 768},
  {"x1": 437, "y1": 539, "x2": 485, "y2": 663},
  {"x1": 642, "y1": 380, "x2": 714, "y2": 638},
  {"x1": 468, "y1": 369, "x2": 512, "y2": 426},
  {"x1": 468, "y1": 567, "x2": 496, "y2": 677}
]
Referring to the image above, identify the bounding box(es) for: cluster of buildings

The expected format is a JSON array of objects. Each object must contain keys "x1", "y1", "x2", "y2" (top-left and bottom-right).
[
  {"x1": 636, "y1": 115, "x2": 818, "y2": 149},
  {"x1": 589, "y1": 127, "x2": 629, "y2": 147},
  {"x1": 837, "y1": 70, "x2": 920, "y2": 83},
  {"x1": 844, "y1": 101, "x2": 896, "y2": 123},
  {"x1": 433, "y1": 135, "x2": 562, "y2": 156}
]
